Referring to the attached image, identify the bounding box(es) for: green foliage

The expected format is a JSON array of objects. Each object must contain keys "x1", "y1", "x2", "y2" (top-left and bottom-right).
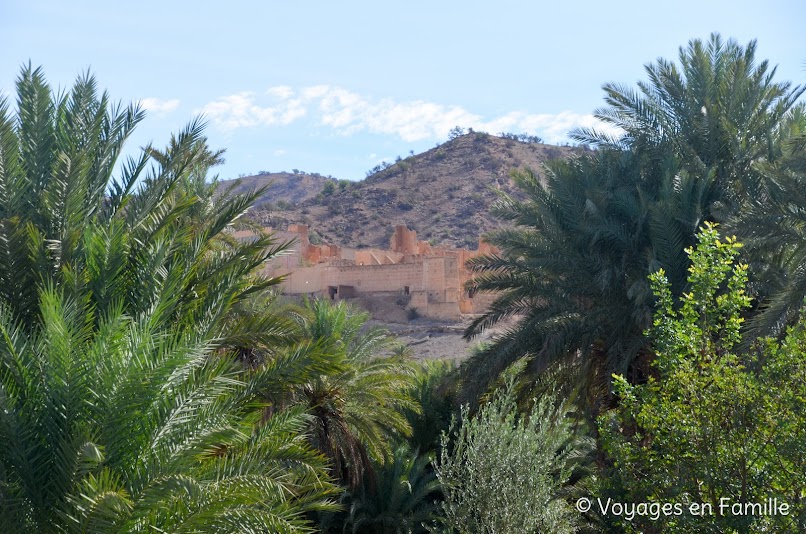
[
  {"x1": 575, "y1": 33, "x2": 803, "y2": 211},
  {"x1": 732, "y1": 105, "x2": 806, "y2": 335},
  {"x1": 600, "y1": 225, "x2": 806, "y2": 532},
  {"x1": 288, "y1": 299, "x2": 420, "y2": 489},
  {"x1": 461, "y1": 151, "x2": 671, "y2": 412},
  {"x1": 343, "y1": 446, "x2": 441, "y2": 534},
  {"x1": 275, "y1": 199, "x2": 293, "y2": 210},
  {"x1": 321, "y1": 181, "x2": 336, "y2": 196},
  {"x1": 498, "y1": 132, "x2": 543, "y2": 144},
  {"x1": 447, "y1": 126, "x2": 465, "y2": 140},
  {"x1": 0, "y1": 66, "x2": 336, "y2": 532},
  {"x1": 434, "y1": 384, "x2": 585, "y2": 533},
  {"x1": 403, "y1": 361, "x2": 456, "y2": 455},
  {"x1": 0, "y1": 65, "x2": 294, "y2": 346},
  {"x1": 462, "y1": 33, "x2": 803, "y2": 413},
  {"x1": 0, "y1": 290, "x2": 336, "y2": 533}
]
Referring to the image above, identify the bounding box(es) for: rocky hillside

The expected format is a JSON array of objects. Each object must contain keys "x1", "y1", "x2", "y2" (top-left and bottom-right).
[
  {"x1": 227, "y1": 132, "x2": 577, "y2": 249},
  {"x1": 219, "y1": 171, "x2": 331, "y2": 210}
]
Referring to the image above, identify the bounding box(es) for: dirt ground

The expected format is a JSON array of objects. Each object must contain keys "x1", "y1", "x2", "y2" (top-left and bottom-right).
[{"x1": 354, "y1": 295, "x2": 511, "y2": 362}]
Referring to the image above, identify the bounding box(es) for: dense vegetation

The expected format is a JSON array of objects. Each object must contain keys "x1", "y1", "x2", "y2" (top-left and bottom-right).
[{"x1": 1, "y1": 32, "x2": 804, "y2": 533}]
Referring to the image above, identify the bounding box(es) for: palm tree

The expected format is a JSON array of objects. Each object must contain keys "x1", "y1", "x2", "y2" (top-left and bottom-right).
[
  {"x1": 0, "y1": 65, "x2": 294, "y2": 347},
  {"x1": 0, "y1": 65, "x2": 335, "y2": 532},
  {"x1": 574, "y1": 33, "x2": 803, "y2": 216},
  {"x1": 344, "y1": 446, "x2": 441, "y2": 534},
  {"x1": 289, "y1": 299, "x2": 419, "y2": 490},
  {"x1": 0, "y1": 288, "x2": 336, "y2": 533},
  {"x1": 463, "y1": 34, "x2": 803, "y2": 411},
  {"x1": 732, "y1": 105, "x2": 806, "y2": 335},
  {"x1": 463, "y1": 151, "x2": 677, "y2": 413}
]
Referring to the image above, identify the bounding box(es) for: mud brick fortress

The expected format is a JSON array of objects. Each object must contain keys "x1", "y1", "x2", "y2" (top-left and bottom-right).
[{"x1": 241, "y1": 224, "x2": 498, "y2": 319}]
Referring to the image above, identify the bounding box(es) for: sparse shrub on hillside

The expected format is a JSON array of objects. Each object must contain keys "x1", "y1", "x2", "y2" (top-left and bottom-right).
[
  {"x1": 448, "y1": 126, "x2": 465, "y2": 140},
  {"x1": 474, "y1": 131, "x2": 488, "y2": 142},
  {"x1": 398, "y1": 201, "x2": 414, "y2": 211},
  {"x1": 499, "y1": 132, "x2": 543, "y2": 144},
  {"x1": 309, "y1": 230, "x2": 324, "y2": 245},
  {"x1": 321, "y1": 181, "x2": 336, "y2": 196}
]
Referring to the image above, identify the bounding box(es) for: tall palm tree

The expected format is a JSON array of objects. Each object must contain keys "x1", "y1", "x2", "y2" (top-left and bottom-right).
[
  {"x1": 732, "y1": 105, "x2": 806, "y2": 335},
  {"x1": 574, "y1": 33, "x2": 803, "y2": 216},
  {"x1": 463, "y1": 151, "x2": 683, "y2": 413},
  {"x1": 0, "y1": 65, "x2": 295, "y2": 348},
  {"x1": 463, "y1": 34, "x2": 803, "y2": 410},
  {"x1": 0, "y1": 66, "x2": 335, "y2": 532}
]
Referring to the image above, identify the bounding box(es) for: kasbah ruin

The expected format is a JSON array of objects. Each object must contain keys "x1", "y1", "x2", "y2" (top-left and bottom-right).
[{"x1": 234, "y1": 224, "x2": 498, "y2": 320}]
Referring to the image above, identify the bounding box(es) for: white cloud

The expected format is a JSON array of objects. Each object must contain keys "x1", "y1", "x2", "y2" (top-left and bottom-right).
[
  {"x1": 197, "y1": 90, "x2": 305, "y2": 130},
  {"x1": 273, "y1": 149, "x2": 287, "y2": 157},
  {"x1": 199, "y1": 85, "x2": 618, "y2": 143},
  {"x1": 141, "y1": 97, "x2": 180, "y2": 115}
]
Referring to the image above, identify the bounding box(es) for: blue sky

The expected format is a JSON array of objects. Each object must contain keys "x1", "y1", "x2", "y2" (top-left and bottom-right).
[{"x1": 2, "y1": 1, "x2": 804, "y2": 181}]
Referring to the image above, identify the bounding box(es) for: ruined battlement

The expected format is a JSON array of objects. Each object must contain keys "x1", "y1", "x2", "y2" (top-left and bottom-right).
[{"x1": 261, "y1": 224, "x2": 498, "y2": 319}]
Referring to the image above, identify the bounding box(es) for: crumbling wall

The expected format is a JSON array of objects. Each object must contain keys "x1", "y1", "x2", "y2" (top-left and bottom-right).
[
  {"x1": 390, "y1": 225, "x2": 418, "y2": 255},
  {"x1": 267, "y1": 223, "x2": 498, "y2": 320}
]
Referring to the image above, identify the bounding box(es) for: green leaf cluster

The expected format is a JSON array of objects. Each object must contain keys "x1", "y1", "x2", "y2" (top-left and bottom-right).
[{"x1": 600, "y1": 225, "x2": 806, "y2": 533}]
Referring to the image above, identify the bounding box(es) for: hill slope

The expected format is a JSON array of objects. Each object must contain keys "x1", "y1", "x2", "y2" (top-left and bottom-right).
[{"x1": 230, "y1": 133, "x2": 576, "y2": 249}]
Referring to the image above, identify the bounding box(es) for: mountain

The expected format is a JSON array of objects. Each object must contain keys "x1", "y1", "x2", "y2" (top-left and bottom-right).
[{"x1": 226, "y1": 132, "x2": 577, "y2": 249}]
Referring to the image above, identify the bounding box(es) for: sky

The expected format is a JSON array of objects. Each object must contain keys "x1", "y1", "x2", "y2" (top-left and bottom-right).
[{"x1": 2, "y1": 1, "x2": 804, "y2": 181}]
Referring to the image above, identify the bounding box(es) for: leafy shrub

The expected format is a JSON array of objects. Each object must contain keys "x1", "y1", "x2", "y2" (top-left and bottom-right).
[
  {"x1": 601, "y1": 224, "x2": 806, "y2": 532},
  {"x1": 434, "y1": 384, "x2": 583, "y2": 533}
]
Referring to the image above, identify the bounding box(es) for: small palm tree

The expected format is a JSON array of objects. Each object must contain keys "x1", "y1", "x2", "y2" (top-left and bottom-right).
[
  {"x1": 344, "y1": 446, "x2": 441, "y2": 534},
  {"x1": 290, "y1": 299, "x2": 420, "y2": 489}
]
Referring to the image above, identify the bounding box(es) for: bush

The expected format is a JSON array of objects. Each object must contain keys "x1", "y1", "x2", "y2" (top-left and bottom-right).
[
  {"x1": 321, "y1": 181, "x2": 336, "y2": 196},
  {"x1": 600, "y1": 224, "x2": 806, "y2": 532},
  {"x1": 434, "y1": 384, "x2": 583, "y2": 533}
]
